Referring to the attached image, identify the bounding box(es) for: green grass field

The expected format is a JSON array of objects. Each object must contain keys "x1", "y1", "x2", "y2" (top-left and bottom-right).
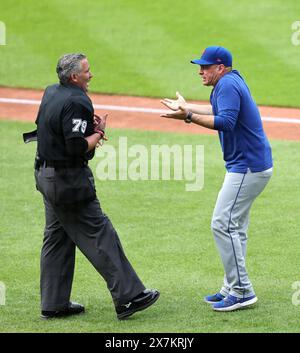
[
  {"x1": 0, "y1": 119, "x2": 300, "y2": 333},
  {"x1": 0, "y1": 0, "x2": 299, "y2": 335},
  {"x1": 0, "y1": 0, "x2": 300, "y2": 107}
]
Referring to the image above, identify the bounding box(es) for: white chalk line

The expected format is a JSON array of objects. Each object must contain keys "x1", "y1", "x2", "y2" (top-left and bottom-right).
[{"x1": 0, "y1": 97, "x2": 300, "y2": 124}]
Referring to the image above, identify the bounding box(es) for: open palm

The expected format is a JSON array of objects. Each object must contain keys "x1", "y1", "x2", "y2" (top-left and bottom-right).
[{"x1": 161, "y1": 91, "x2": 186, "y2": 111}]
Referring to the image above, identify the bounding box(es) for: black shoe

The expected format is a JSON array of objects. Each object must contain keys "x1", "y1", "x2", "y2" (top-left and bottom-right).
[
  {"x1": 41, "y1": 301, "x2": 85, "y2": 319},
  {"x1": 116, "y1": 289, "x2": 160, "y2": 320}
]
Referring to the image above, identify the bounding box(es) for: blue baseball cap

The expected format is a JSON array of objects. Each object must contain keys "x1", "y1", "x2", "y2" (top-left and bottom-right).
[{"x1": 191, "y1": 46, "x2": 232, "y2": 67}]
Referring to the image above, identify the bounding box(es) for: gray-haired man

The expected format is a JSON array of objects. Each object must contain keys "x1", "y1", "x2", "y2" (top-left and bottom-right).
[{"x1": 32, "y1": 53, "x2": 159, "y2": 320}]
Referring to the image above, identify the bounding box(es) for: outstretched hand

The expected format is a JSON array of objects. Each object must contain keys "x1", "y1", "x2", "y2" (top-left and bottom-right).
[
  {"x1": 160, "y1": 91, "x2": 188, "y2": 120},
  {"x1": 160, "y1": 105, "x2": 188, "y2": 120},
  {"x1": 160, "y1": 91, "x2": 186, "y2": 111}
]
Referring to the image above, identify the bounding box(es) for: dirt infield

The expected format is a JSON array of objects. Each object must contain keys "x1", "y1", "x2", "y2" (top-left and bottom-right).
[{"x1": 0, "y1": 86, "x2": 300, "y2": 141}]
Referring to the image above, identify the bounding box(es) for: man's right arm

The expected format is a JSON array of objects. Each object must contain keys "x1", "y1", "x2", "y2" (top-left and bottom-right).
[{"x1": 161, "y1": 91, "x2": 213, "y2": 116}]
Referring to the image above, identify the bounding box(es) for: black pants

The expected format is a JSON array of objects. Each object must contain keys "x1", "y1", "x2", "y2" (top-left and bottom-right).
[{"x1": 35, "y1": 166, "x2": 145, "y2": 311}]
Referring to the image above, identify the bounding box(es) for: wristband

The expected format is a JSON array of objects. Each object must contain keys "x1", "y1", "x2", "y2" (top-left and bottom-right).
[
  {"x1": 94, "y1": 129, "x2": 105, "y2": 139},
  {"x1": 184, "y1": 111, "x2": 193, "y2": 124}
]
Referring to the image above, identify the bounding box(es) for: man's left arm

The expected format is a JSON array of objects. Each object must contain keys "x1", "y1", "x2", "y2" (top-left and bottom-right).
[
  {"x1": 160, "y1": 83, "x2": 240, "y2": 131},
  {"x1": 160, "y1": 107, "x2": 215, "y2": 129},
  {"x1": 213, "y1": 83, "x2": 240, "y2": 131},
  {"x1": 62, "y1": 99, "x2": 104, "y2": 155}
]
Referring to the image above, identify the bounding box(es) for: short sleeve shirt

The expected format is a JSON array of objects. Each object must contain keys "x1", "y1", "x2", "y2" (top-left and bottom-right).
[{"x1": 36, "y1": 83, "x2": 95, "y2": 162}]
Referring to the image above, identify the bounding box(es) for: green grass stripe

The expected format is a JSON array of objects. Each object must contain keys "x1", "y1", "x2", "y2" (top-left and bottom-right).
[
  {"x1": 0, "y1": 119, "x2": 299, "y2": 332},
  {"x1": 0, "y1": 0, "x2": 299, "y2": 106}
]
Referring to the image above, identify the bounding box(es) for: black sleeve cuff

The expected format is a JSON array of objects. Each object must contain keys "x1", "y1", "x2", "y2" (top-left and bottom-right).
[{"x1": 66, "y1": 137, "x2": 88, "y2": 157}]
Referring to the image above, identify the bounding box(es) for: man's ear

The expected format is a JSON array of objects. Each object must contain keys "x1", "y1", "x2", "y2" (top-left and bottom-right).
[{"x1": 70, "y1": 73, "x2": 78, "y2": 83}]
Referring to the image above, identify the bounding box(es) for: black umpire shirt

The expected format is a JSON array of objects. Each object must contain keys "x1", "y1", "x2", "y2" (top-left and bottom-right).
[{"x1": 36, "y1": 83, "x2": 95, "y2": 163}]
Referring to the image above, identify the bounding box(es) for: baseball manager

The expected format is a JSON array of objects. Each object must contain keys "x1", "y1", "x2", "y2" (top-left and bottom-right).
[{"x1": 161, "y1": 46, "x2": 273, "y2": 312}]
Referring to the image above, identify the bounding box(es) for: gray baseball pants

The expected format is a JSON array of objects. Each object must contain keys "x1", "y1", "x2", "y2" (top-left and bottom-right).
[{"x1": 211, "y1": 168, "x2": 273, "y2": 298}]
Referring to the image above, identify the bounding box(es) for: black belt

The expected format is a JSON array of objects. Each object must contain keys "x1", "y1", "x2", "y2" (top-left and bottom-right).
[{"x1": 36, "y1": 159, "x2": 88, "y2": 169}]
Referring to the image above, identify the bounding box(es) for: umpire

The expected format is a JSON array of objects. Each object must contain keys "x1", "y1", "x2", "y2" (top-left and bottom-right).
[{"x1": 32, "y1": 53, "x2": 159, "y2": 320}]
